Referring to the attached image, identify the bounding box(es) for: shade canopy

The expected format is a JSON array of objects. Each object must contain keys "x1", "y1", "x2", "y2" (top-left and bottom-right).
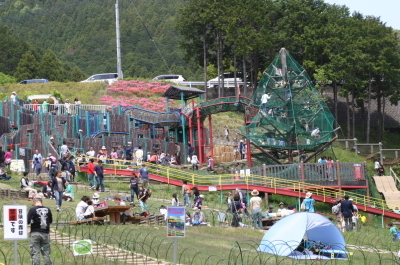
[
  {"x1": 162, "y1": 85, "x2": 205, "y2": 100},
  {"x1": 258, "y1": 212, "x2": 346, "y2": 257}
]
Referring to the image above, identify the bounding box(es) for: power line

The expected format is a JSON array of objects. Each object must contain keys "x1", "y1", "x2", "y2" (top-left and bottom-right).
[{"x1": 128, "y1": 0, "x2": 171, "y2": 73}]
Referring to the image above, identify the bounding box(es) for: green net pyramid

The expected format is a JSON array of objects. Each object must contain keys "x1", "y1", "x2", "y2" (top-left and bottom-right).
[{"x1": 241, "y1": 48, "x2": 336, "y2": 152}]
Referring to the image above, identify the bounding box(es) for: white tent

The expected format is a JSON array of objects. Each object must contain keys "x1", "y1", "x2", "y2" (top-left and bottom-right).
[{"x1": 258, "y1": 212, "x2": 347, "y2": 259}]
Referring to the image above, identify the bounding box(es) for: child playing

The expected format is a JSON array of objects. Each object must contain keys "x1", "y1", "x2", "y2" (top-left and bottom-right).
[
  {"x1": 63, "y1": 181, "x2": 74, "y2": 201},
  {"x1": 389, "y1": 223, "x2": 398, "y2": 242}
]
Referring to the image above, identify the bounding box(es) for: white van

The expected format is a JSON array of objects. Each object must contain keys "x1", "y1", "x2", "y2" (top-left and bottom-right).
[
  {"x1": 80, "y1": 73, "x2": 118, "y2": 85},
  {"x1": 207, "y1": 72, "x2": 247, "y2": 88},
  {"x1": 152, "y1": 75, "x2": 186, "y2": 83}
]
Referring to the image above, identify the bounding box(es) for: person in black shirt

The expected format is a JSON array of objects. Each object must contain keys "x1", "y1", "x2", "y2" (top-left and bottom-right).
[
  {"x1": 27, "y1": 197, "x2": 53, "y2": 265},
  {"x1": 340, "y1": 195, "x2": 354, "y2": 232},
  {"x1": 94, "y1": 160, "x2": 105, "y2": 192}
]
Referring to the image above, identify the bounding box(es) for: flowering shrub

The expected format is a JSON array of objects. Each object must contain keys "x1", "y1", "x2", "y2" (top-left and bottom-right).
[{"x1": 100, "y1": 80, "x2": 179, "y2": 112}]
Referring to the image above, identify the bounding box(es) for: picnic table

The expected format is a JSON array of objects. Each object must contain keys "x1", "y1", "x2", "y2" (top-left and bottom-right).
[
  {"x1": 262, "y1": 216, "x2": 282, "y2": 230},
  {"x1": 94, "y1": 205, "x2": 131, "y2": 225}
]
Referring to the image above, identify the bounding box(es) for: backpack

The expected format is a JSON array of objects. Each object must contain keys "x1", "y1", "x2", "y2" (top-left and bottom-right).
[{"x1": 332, "y1": 204, "x2": 341, "y2": 215}]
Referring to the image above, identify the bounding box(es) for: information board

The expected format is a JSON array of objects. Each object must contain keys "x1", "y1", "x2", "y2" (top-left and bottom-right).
[
  {"x1": 167, "y1": 207, "x2": 186, "y2": 238},
  {"x1": 3, "y1": 205, "x2": 28, "y2": 240}
]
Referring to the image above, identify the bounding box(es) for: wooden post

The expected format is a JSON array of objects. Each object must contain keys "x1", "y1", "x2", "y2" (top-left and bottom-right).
[
  {"x1": 336, "y1": 160, "x2": 342, "y2": 193},
  {"x1": 300, "y1": 161, "x2": 305, "y2": 192},
  {"x1": 379, "y1": 142, "x2": 383, "y2": 165},
  {"x1": 364, "y1": 161, "x2": 370, "y2": 198},
  {"x1": 262, "y1": 164, "x2": 267, "y2": 177},
  {"x1": 354, "y1": 138, "x2": 358, "y2": 155}
]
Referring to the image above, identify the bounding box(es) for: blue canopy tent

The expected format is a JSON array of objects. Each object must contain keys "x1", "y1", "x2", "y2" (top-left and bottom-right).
[{"x1": 258, "y1": 212, "x2": 347, "y2": 259}]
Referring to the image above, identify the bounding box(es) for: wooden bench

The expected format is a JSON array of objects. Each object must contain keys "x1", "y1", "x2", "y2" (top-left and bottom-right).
[{"x1": 69, "y1": 217, "x2": 106, "y2": 225}]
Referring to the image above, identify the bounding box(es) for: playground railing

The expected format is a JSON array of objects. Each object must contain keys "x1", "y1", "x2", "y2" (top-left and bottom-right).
[
  {"x1": 77, "y1": 159, "x2": 391, "y2": 214},
  {"x1": 23, "y1": 104, "x2": 111, "y2": 114}
]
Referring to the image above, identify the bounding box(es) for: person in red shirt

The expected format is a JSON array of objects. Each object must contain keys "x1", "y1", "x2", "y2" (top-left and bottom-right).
[
  {"x1": 87, "y1": 158, "x2": 96, "y2": 189},
  {"x1": 149, "y1": 153, "x2": 159, "y2": 164}
]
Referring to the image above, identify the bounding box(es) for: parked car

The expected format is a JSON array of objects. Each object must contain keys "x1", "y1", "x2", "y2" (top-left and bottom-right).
[
  {"x1": 152, "y1": 75, "x2": 186, "y2": 83},
  {"x1": 19, "y1": 79, "x2": 49, "y2": 84},
  {"x1": 80, "y1": 73, "x2": 118, "y2": 85},
  {"x1": 207, "y1": 72, "x2": 247, "y2": 88}
]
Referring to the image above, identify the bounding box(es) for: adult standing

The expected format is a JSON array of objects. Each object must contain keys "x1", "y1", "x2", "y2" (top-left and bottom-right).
[
  {"x1": 332, "y1": 200, "x2": 343, "y2": 232},
  {"x1": 21, "y1": 172, "x2": 37, "y2": 200},
  {"x1": 42, "y1": 99, "x2": 50, "y2": 113},
  {"x1": 261, "y1": 91, "x2": 271, "y2": 112},
  {"x1": 224, "y1": 126, "x2": 230, "y2": 142},
  {"x1": 33, "y1": 158, "x2": 42, "y2": 176},
  {"x1": 249, "y1": 189, "x2": 263, "y2": 229},
  {"x1": 60, "y1": 142, "x2": 69, "y2": 158},
  {"x1": 230, "y1": 195, "x2": 243, "y2": 227},
  {"x1": 191, "y1": 155, "x2": 199, "y2": 171},
  {"x1": 374, "y1": 159, "x2": 380, "y2": 175},
  {"x1": 51, "y1": 171, "x2": 66, "y2": 211},
  {"x1": 302, "y1": 192, "x2": 316, "y2": 213},
  {"x1": 4, "y1": 148, "x2": 12, "y2": 169},
  {"x1": 94, "y1": 160, "x2": 105, "y2": 192},
  {"x1": 116, "y1": 145, "x2": 125, "y2": 161},
  {"x1": 182, "y1": 180, "x2": 191, "y2": 207},
  {"x1": 232, "y1": 139, "x2": 239, "y2": 161},
  {"x1": 135, "y1": 146, "x2": 144, "y2": 164},
  {"x1": 239, "y1": 140, "x2": 245, "y2": 160},
  {"x1": 341, "y1": 195, "x2": 354, "y2": 232},
  {"x1": 175, "y1": 143, "x2": 181, "y2": 165},
  {"x1": 10, "y1": 91, "x2": 17, "y2": 103},
  {"x1": 0, "y1": 146, "x2": 4, "y2": 167},
  {"x1": 129, "y1": 172, "x2": 140, "y2": 202},
  {"x1": 68, "y1": 156, "x2": 76, "y2": 182},
  {"x1": 124, "y1": 143, "x2": 133, "y2": 161},
  {"x1": 64, "y1": 99, "x2": 71, "y2": 115},
  {"x1": 32, "y1": 150, "x2": 43, "y2": 164},
  {"x1": 27, "y1": 197, "x2": 53, "y2": 265},
  {"x1": 87, "y1": 158, "x2": 96, "y2": 189},
  {"x1": 138, "y1": 164, "x2": 149, "y2": 189}
]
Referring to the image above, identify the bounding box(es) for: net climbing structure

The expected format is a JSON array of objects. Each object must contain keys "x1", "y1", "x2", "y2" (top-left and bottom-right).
[{"x1": 240, "y1": 48, "x2": 336, "y2": 153}]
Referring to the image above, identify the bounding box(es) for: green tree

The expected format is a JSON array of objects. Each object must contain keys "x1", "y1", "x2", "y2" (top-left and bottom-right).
[
  {"x1": 14, "y1": 50, "x2": 39, "y2": 81},
  {"x1": 38, "y1": 50, "x2": 64, "y2": 81},
  {"x1": 0, "y1": 72, "x2": 16, "y2": 84}
]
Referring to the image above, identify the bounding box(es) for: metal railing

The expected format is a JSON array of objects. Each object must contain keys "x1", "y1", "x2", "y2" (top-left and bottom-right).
[
  {"x1": 76, "y1": 159, "x2": 390, "y2": 214},
  {"x1": 23, "y1": 104, "x2": 111, "y2": 114}
]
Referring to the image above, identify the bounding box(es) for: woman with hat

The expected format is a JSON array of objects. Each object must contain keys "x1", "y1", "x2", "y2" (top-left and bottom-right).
[
  {"x1": 250, "y1": 189, "x2": 263, "y2": 229},
  {"x1": 302, "y1": 192, "x2": 316, "y2": 212},
  {"x1": 92, "y1": 192, "x2": 100, "y2": 207}
]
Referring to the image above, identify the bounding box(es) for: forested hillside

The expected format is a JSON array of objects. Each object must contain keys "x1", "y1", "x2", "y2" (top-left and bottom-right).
[{"x1": 0, "y1": 0, "x2": 203, "y2": 80}]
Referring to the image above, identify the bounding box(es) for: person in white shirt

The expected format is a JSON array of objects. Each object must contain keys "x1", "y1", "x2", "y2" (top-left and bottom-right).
[
  {"x1": 83, "y1": 200, "x2": 95, "y2": 219},
  {"x1": 249, "y1": 189, "x2": 263, "y2": 229},
  {"x1": 135, "y1": 147, "x2": 144, "y2": 164},
  {"x1": 64, "y1": 99, "x2": 71, "y2": 115},
  {"x1": 311, "y1": 127, "x2": 320, "y2": 138},
  {"x1": 374, "y1": 159, "x2": 380, "y2": 175},
  {"x1": 277, "y1": 202, "x2": 287, "y2": 213},
  {"x1": 86, "y1": 147, "x2": 95, "y2": 158},
  {"x1": 191, "y1": 155, "x2": 199, "y2": 170},
  {"x1": 10, "y1": 91, "x2": 17, "y2": 103},
  {"x1": 261, "y1": 92, "x2": 271, "y2": 112},
  {"x1": 60, "y1": 142, "x2": 69, "y2": 157},
  {"x1": 76, "y1": 196, "x2": 90, "y2": 221}
]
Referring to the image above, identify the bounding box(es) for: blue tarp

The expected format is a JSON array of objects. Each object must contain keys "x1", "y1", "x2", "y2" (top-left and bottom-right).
[{"x1": 258, "y1": 212, "x2": 346, "y2": 258}]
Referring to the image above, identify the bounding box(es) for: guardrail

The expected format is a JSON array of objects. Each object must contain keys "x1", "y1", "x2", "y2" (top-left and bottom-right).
[{"x1": 178, "y1": 81, "x2": 245, "y2": 88}]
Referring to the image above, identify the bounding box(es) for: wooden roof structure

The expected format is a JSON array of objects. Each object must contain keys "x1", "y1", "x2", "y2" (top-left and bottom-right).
[{"x1": 163, "y1": 85, "x2": 205, "y2": 100}]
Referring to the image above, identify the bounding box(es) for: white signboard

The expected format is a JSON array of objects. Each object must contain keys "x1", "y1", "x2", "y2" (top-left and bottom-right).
[
  {"x1": 73, "y1": 240, "x2": 93, "y2": 256},
  {"x1": 208, "y1": 186, "x2": 217, "y2": 191},
  {"x1": 10, "y1": 159, "x2": 25, "y2": 172},
  {"x1": 3, "y1": 205, "x2": 28, "y2": 240}
]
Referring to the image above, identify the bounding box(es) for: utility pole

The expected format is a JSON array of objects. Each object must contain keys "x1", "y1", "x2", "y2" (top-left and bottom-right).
[{"x1": 115, "y1": 0, "x2": 123, "y2": 79}]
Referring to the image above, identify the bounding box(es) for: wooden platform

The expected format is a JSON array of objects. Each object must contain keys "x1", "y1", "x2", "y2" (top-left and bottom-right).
[{"x1": 373, "y1": 175, "x2": 400, "y2": 209}]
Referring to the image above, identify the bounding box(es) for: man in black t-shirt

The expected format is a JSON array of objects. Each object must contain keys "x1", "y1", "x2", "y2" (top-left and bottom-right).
[{"x1": 27, "y1": 197, "x2": 53, "y2": 265}]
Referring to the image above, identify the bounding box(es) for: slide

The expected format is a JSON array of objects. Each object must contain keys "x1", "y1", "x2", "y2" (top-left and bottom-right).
[{"x1": 373, "y1": 175, "x2": 400, "y2": 210}]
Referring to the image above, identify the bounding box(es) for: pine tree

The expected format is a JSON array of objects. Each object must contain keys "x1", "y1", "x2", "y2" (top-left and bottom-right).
[{"x1": 14, "y1": 51, "x2": 39, "y2": 81}]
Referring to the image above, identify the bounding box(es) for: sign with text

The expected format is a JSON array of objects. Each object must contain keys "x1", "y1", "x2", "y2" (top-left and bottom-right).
[
  {"x1": 167, "y1": 207, "x2": 186, "y2": 238},
  {"x1": 3, "y1": 205, "x2": 27, "y2": 240},
  {"x1": 73, "y1": 240, "x2": 93, "y2": 256}
]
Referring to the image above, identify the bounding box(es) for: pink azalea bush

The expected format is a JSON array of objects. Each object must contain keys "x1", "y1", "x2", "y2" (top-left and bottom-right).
[{"x1": 100, "y1": 80, "x2": 179, "y2": 112}]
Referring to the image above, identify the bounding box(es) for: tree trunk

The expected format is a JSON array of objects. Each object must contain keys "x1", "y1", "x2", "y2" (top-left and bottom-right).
[
  {"x1": 366, "y1": 81, "x2": 372, "y2": 143},
  {"x1": 203, "y1": 26, "x2": 207, "y2": 100},
  {"x1": 360, "y1": 100, "x2": 365, "y2": 140},
  {"x1": 216, "y1": 33, "x2": 221, "y2": 98},
  {"x1": 234, "y1": 50, "x2": 237, "y2": 97},
  {"x1": 243, "y1": 56, "x2": 247, "y2": 97},
  {"x1": 219, "y1": 33, "x2": 224, "y2": 97},
  {"x1": 352, "y1": 88, "x2": 356, "y2": 139},
  {"x1": 346, "y1": 94, "x2": 350, "y2": 139},
  {"x1": 333, "y1": 81, "x2": 338, "y2": 129},
  {"x1": 377, "y1": 90, "x2": 382, "y2": 142}
]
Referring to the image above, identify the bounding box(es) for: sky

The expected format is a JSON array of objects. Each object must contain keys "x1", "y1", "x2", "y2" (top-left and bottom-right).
[{"x1": 323, "y1": 0, "x2": 400, "y2": 30}]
